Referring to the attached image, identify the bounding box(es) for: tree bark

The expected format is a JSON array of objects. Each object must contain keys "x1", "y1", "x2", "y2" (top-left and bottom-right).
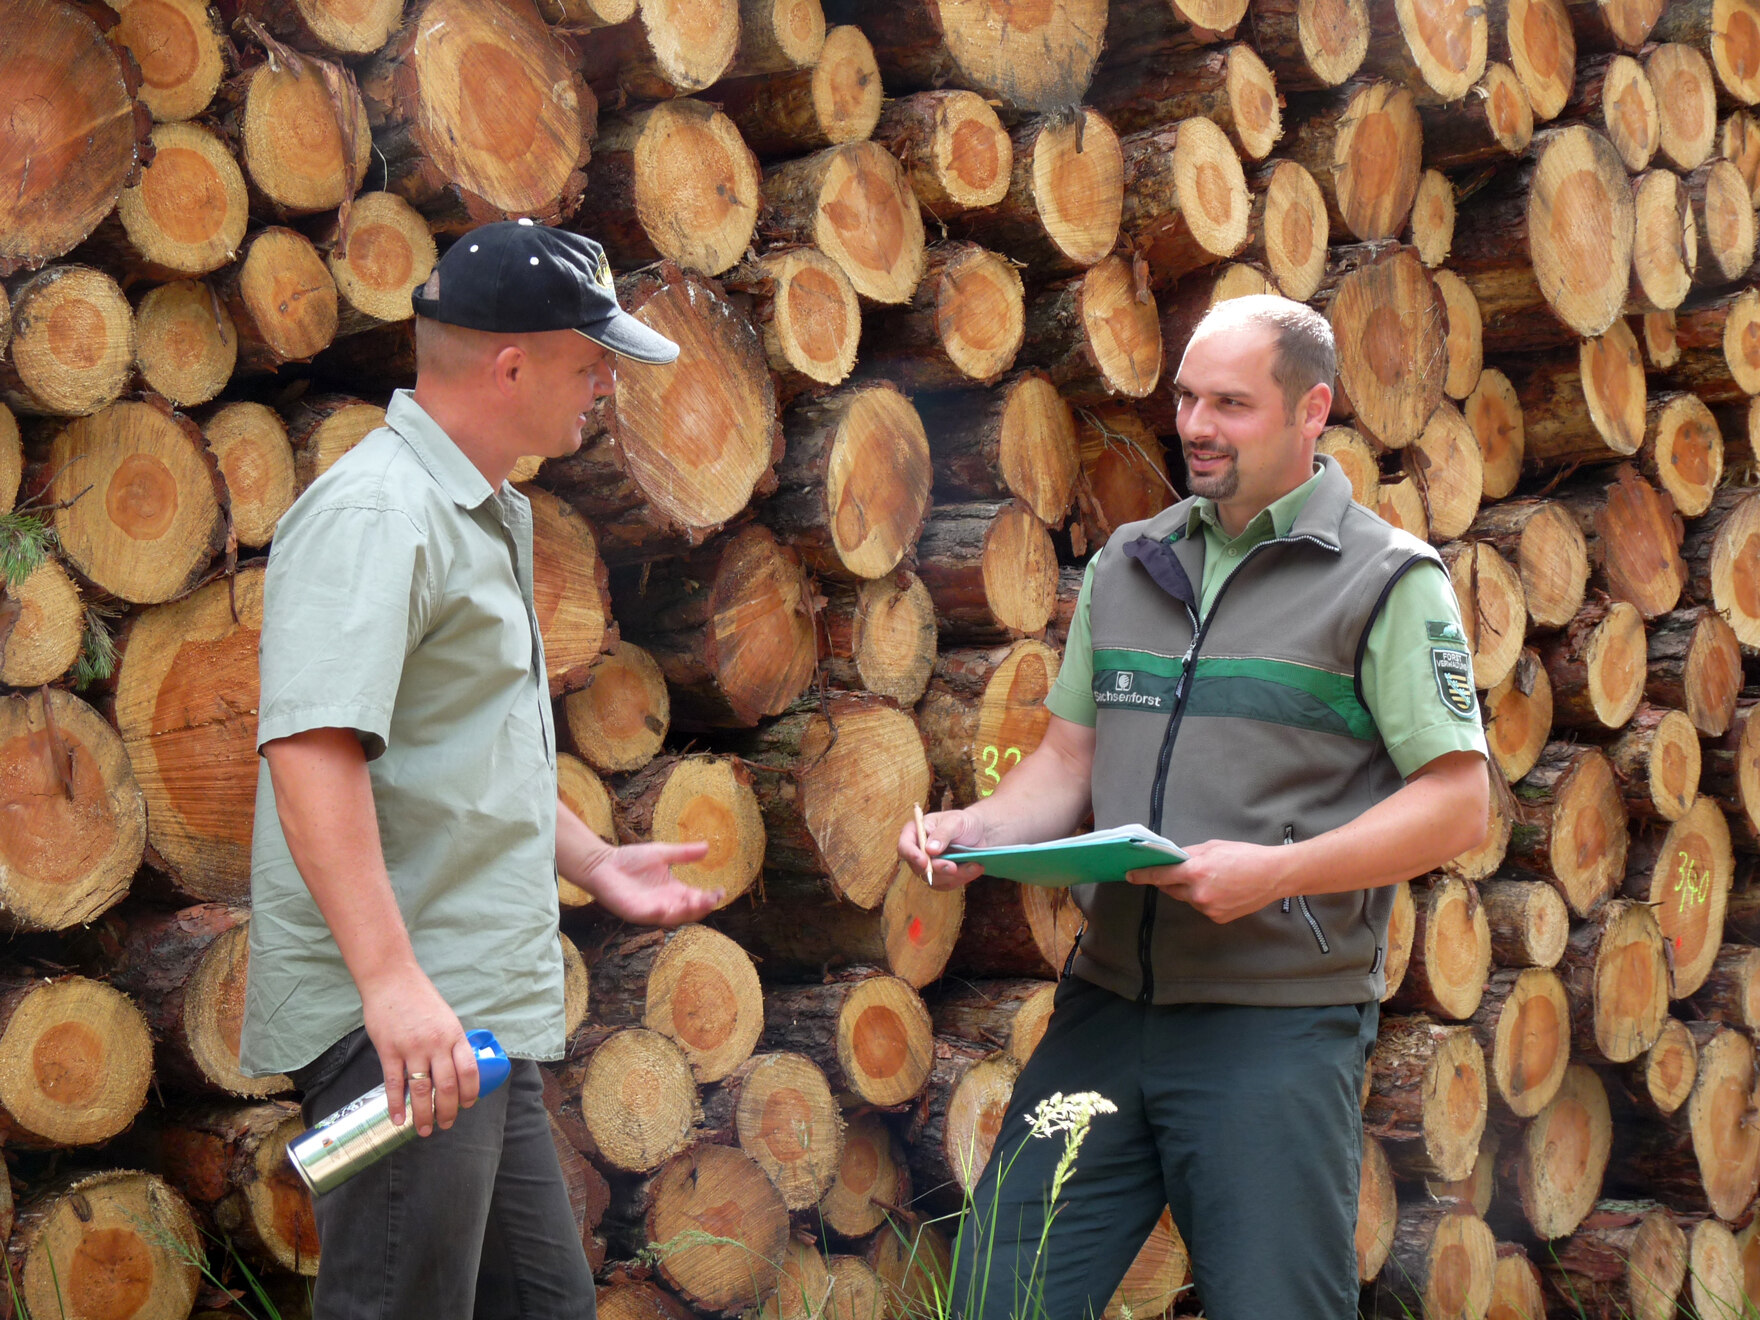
[
  {"x1": 1363, "y1": 1014, "x2": 1488, "y2": 1181},
  {"x1": 916, "y1": 501, "x2": 1059, "y2": 644},
  {"x1": 856, "y1": 0, "x2": 1107, "y2": 112},
  {"x1": 158, "y1": 1100, "x2": 317, "y2": 1274},
  {"x1": 716, "y1": 26, "x2": 884, "y2": 156}
]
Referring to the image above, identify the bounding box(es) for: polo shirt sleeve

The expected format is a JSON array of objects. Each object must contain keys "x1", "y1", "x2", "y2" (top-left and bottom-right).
[
  {"x1": 1045, "y1": 559, "x2": 1099, "y2": 727},
  {"x1": 256, "y1": 502, "x2": 436, "y2": 761},
  {"x1": 1360, "y1": 558, "x2": 1491, "y2": 778}
]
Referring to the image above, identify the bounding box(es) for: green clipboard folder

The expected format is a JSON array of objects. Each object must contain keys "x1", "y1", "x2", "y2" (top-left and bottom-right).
[{"x1": 942, "y1": 825, "x2": 1187, "y2": 888}]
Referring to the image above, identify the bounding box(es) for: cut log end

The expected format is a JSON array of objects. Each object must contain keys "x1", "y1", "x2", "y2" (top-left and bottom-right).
[
  {"x1": 0, "y1": 977, "x2": 153, "y2": 1146},
  {"x1": 4, "y1": 266, "x2": 136, "y2": 419},
  {"x1": 1328, "y1": 247, "x2": 1447, "y2": 449},
  {"x1": 1528, "y1": 126, "x2": 1639, "y2": 337},
  {"x1": 647, "y1": 1145, "x2": 789, "y2": 1312},
  {"x1": 16, "y1": 1172, "x2": 201, "y2": 1320},
  {"x1": 563, "y1": 643, "x2": 670, "y2": 774},
  {"x1": 873, "y1": 90, "x2": 1013, "y2": 214}
]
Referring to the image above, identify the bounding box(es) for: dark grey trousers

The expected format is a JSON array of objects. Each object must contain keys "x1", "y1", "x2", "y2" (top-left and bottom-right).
[
  {"x1": 951, "y1": 977, "x2": 1378, "y2": 1320},
  {"x1": 296, "y1": 1030, "x2": 596, "y2": 1320}
]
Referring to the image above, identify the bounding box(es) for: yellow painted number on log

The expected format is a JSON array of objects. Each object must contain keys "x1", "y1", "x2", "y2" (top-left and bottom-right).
[
  {"x1": 1674, "y1": 850, "x2": 1711, "y2": 916},
  {"x1": 977, "y1": 744, "x2": 1022, "y2": 797}
]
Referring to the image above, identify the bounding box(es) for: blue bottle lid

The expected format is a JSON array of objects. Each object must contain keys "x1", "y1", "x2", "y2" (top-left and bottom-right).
[{"x1": 466, "y1": 1028, "x2": 512, "y2": 1096}]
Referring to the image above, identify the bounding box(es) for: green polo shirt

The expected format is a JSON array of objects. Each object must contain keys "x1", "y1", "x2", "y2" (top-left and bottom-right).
[
  {"x1": 242, "y1": 391, "x2": 564, "y2": 1076},
  {"x1": 1048, "y1": 467, "x2": 1489, "y2": 777}
]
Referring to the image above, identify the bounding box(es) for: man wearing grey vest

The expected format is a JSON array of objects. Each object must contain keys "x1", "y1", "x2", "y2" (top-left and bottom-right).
[{"x1": 901, "y1": 295, "x2": 1491, "y2": 1319}]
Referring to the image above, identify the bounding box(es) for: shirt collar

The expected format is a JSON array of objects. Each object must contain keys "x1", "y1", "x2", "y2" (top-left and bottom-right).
[
  {"x1": 384, "y1": 390, "x2": 497, "y2": 510},
  {"x1": 1185, "y1": 462, "x2": 1326, "y2": 543}
]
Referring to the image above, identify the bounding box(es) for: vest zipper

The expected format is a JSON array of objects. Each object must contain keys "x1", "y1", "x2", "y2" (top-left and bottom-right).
[
  {"x1": 1279, "y1": 823, "x2": 1331, "y2": 953},
  {"x1": 1137, "y1": 534, "x2": 1334, "y2": 1003}
]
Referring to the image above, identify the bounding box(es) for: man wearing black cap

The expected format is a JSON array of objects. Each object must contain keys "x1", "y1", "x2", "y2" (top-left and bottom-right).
[{"x1": 243, "y1": 221, "x2": 713, "y2": 1318}]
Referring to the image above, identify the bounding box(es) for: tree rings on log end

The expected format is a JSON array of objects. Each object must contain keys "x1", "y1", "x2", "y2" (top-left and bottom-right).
[
  {"x1": 638, "y1": 0, "x2": 741, "y2": 92},
  {"x1": 1527, "y1": 126, "x2": 1636, "y2": 337},
  {"x1": 1515, "y1": 1064, "x2": 1611, "y2": 1240},
  {"x1": 561, "y1": 933, "x2": 589, "y2": 1038},
  {"x1": 1582, "y1": 900, "x2": 1668, "y2": 1062},
  {"x1": 0, "y1": 403, "x2": 17, "y2": 512},
  {"x1": 1357, "y1": 1137, "x2": 1397, "y2": 1281},
  {"x1": 985, "y1": 504, "x2": 1059, "y2": 636},
  {"x1": 1489, "y1": 968, "x2": 1572, "y2": 1117},
  {"x1": 237, "y1": 59, "x2": 371, "y2": 217},
  {"x1": 16, "y1": 1171, "x2": 200, "y2": 1320},
  {"x1": 205, "y1": 403, "x2": 295, "y2": 549},
  {"x1": 1073, "y1": 255, "x2": 1164, "y2": 400},
  {"x1": 799, "y1": 700, "x2": 933, "y2": 908},
  {"x1": 825, "y1": 571, "x2": 939, "y2": 706},
  {"x1": 650, "y1": 758, "x2": 765, "y2": 911},
  {"x1": 1408, "y1": 170, "x2": 1456, "y2": 269},
  {"x1": 1375, "y1": 474, "x2": 1430, "y2": 539},
  {"x1": 623, "y1": 102, "x2": 761, "y2": 277},
  {"x1": 1259, "y1": 161, "x2": 1329, "y2": 301},
  {"x1": 1406, "y1": 401, "x2": 1482, "y2": 540},
  {"x1": 0, "y1": 977, "x2": 153, "y2": 1145},
  {"x1": 1028, "y1": 110, "x2": 1125, "y2": 271},
  {"x1": 1333, "y1": 82, "x2": 1424, "y2": 241},
  {"x1": 288, "y1": 396, "x2": 386, "y2": 491},
  {"x1": 229, "y1": 227, "x2": 340, "y2": 368},
  {"x1": 834, "y1": 974, "x2": 934, "y2": 1105},
  {"x1": 1423, "y1": 1027, "x2": 1489, "y2": 1181},
  {"x1": 1329, "y1": 247, "x2": 1446, "y2": 448},
  {"x1": 581, "y1": 1028, "x2": 700, "y2": 1172},
  {"x1": 804, "y1": 25, "x2": 885, "y2": 146},
  {"x1": 1505, "y1": 0, "x2": 1576, "y2": 118},
  {"x1": 187, "y1": 916, "x2": 293, "y2": 1098},
  {"x1": 117, "y1": 123, "x2": 250, "y2": 279},
  {"x1": 1433, "y1": 270, "x2": 1482, "y2": 400},
  {"x1": 879, "y1": 90, "x2": 1012, "y2": 214},
  {"x1": 927, "y1": 0, "x2": 1105, "y2": 112},
  {"x1": 974, "y1": 639, "x2": 1064, "y2": 805},
  {"x1": 1381, "y1": 880, "x2": 1417, "y2": 1000},
  {"x1": 614, "y1": 269, "x2": 783, "y2": 534},
  {"x1": 1600, "y1": 54, "x2": 1659, "y2": 171},
  {"x1": 1443, "y1": 541, "x2": 1523, "y2": 690},
  {"x1": 1486, "y1": 652, "x2": 1553, "y2": 782},
  {"x1": 1318, "y1": 426, "x2": 1381, "y2": 507},
  {"x1": 326, "y1": 192, "x2": 437, "y2": 332},
  {"x1": 1635, "y1": 797, "x2": 1733, "y2": 996},
  {"x1": 827, "y1": 385, "x2": 933, "y2": 579},
  {"x1": 398, "y1": 0, "x2": 593, "y2": 217},
  {"x1": 1723, "y1": 108, "x2": 1760, "y2": 203},
  {"x1": 0, "y1": 1, "x2": 143, "y2": 275},
  {"x1": 1687, "y1": 1220, "x2": 1747, "y2": 1320},
  {"x1": 0, "y1": 559, "x2": 82, "y2": 689},
  {"x1": 4, "y1": 266, "x2": 136, "y2": 419},
  {"x1": 564, "y1": 643, "x2": 669, "y2": 773},
  {"x1": 1463, "y1": 367, "x2": 1524, "y2": 500},
  {"x1": 1643, "y1": 1016, "x2": 1700, "y2": 1114},
  {"x1": 879, "y1": 860, "x2": 965, "y2": 987},
  {"x1": 820, "y1": 1111, "x2": 907, "y2": 1238},
  {"x1": 522, "y1": 486, "x2": 612, "y2": 695},
  {"x1": 1703, "y1": 488, "x2": 1760, "y2": 646},
  {"x1": 113, "y1": 567, "x2": 264, "y2": 901},
  {"x1": 729, "y1": 0, "x2": 827, "y2": 75},
  {"x1": 1687, "y1": 1027, "x2": 1760, "y2": 1220},
  {"x1": 111, "y1": 0, "x2": 226, "y2": 122},
  {"x1": 1690, "y1": 158, "x2": 1757, "y2": 285},
  {"x1": 1644, "y1": 393, "x2": 1723, "y2": 518},
  {"x1": 986, "y1": 374, "x2": 1080, "y2": 526},
  {"x1": 1648, "y1": 43, "x2": 1718, "y2": 171},
  {"x1": 794, "y1": 141, "x2": 927, "y2": 303},
  {"x1": 753, "y1": 247, "x2": 861, "y2": 387},
  {"x1": 0, "y1": 691, "x2": 145, "y2": 931},
  {"x1": 135, "y1": 280, "x2": 237, "y2": 408},
  {"x1": 1105, "y1": 1208, "x2": 1189, "y2": 1319},
  {"x1": 244, "y1": 0, "x2": 408, "y2": 56},
  {"x1": 1225, "y1": 45, "x2": 1283, "y2": 160},
  {"x1": 933, "y1": 245, "x2": 1026, "y2": 386},
  {"x1": 648, "y1": 1145, "x2": 788, "y2": 1312},
  {"x1": 50, "y1": 400, "x2": 226, "y2": 604},
  {"x1": 637, "y1": 925, "x2": 763, "y2": 1081},
  {"x1": 1631, "y1": 170, "x2": 1694, "y2": 313}
]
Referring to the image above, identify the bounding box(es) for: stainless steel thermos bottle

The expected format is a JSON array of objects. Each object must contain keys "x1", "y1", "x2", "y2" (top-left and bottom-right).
[{"x1": 286, "y1": 1028, "x2": 512, "y2": 1195}]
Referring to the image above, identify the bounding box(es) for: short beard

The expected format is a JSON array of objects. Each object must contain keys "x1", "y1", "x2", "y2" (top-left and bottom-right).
[{"x1": 1183, "y1": 447, "x2": 1239, "y2": 500}]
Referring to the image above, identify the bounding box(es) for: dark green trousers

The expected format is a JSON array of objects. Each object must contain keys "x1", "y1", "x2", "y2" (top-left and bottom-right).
[{"x1": 950, "y1": 977, "x2": 1378, "y2": 1320}]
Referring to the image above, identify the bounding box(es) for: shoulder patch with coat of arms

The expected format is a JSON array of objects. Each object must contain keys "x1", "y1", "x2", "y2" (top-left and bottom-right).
[{"x1": 1427, "y1": 620, "x2": 1476, "y2": 718}]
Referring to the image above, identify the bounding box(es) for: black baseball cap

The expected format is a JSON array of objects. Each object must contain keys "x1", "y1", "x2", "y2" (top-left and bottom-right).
[{"x1": 412, "y1": 220, "x2": 679, "y2": 365}]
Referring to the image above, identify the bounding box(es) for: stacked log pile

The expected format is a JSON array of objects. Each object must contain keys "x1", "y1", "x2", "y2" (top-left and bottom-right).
[{"x1": 2, "y1": 0, "x2": 1759, "y2": 1314}]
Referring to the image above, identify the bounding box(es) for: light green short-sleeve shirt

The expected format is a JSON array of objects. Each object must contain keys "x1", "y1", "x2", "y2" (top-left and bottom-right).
[
  {"x1": 242, "y1": 391, "x2": 564, "y2": 1076},
  {"x1": 1048, "y1": 467, "x2": 1489, "y2": 777}
]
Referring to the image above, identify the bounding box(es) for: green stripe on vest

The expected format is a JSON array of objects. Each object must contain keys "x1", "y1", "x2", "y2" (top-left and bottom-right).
[{"x1": 1092, "y1": 651, "x2": 1376, "y2": 740}]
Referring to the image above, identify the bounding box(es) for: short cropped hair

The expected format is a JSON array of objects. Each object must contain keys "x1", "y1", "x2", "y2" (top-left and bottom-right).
[{"x1": 1190, "y1": 294, "x2": 1336, "y2": 418}]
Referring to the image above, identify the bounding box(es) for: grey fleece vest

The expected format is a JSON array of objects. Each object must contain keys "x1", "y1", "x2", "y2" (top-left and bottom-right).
[{"x1": 1072, "y1": 457, "x2": 1441, "y2": 1006}]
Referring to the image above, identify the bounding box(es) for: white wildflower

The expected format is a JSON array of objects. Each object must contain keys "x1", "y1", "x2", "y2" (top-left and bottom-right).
[{"x1": 1027, "y1": 1091, "x2": 1118, "y2": 1141}]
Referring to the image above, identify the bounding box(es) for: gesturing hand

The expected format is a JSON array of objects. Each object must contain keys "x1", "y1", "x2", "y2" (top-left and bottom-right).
[
  {"x1": 359, "y1": 968, "x2": 480, "y2": 1137},
  {"x1": 896, "y1": 808, "x2": 988, "y2": 890},
  {"x1": 1126, "y1": 839, "x2": 1293, "y2": 924},
  {"x1": 581, "y1": 840, "x2": 719, "y2": 924}
]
